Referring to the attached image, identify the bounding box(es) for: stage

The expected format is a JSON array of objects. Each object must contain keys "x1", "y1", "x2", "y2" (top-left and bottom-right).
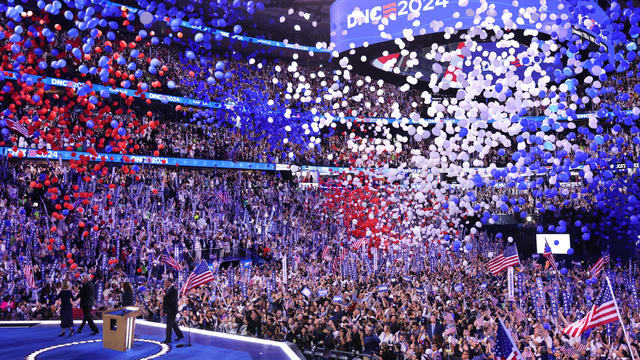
[{"x1": 0, "y1": 320, "x2": 303, "y2": 360}]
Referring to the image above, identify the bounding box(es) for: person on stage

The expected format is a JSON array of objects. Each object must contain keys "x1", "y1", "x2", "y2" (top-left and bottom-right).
[
  {"x1": 119, "y1": 282, "x2": 134, "y2": 307},
  {"x1": 162, "y1": 278, "x2": 184, "y2": 344},
  {"x1": 75, "y1": 274, "x2": 99, "y2": 335},
  {"x1": 56, "y1": 280, "x2": 74, "y2": 336}
]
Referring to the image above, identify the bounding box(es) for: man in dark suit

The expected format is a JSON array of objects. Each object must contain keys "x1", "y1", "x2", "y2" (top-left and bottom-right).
[
  {"x1": 76, "y1": 274, "x2": 99, "y2": 335},
  {"x1": 426, "y1": 315, "x2": 443, "y2": 341},
  {"x1": 162, "y1": 278, "x2": 184, "y2": 344}
]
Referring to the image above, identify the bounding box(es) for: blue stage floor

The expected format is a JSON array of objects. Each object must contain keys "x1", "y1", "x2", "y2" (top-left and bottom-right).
[{"x1": 0, "y1": 320, "x2": 301, "y2": 360}]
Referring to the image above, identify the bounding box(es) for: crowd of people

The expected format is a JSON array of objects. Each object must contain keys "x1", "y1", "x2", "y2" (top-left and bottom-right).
[
  {"x1": 1, "y1": 2, "x2": 640, "y2": 360},
  {"x1": 0, "y1": 157, "x2": 638, "y2": 359}
]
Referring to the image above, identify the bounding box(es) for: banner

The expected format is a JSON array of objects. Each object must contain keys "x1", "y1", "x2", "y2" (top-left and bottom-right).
[
  {"x1": 507, "y1": 267, "x2": 514, "y2": 301},
  {"x1": 2, "y1": 71, "x2": 232, "y2": 109},
  {"x1": 0, "y1": 147, "x2": 275, "y2": 171},
  {"x1": 282, "y1": 256, "x2": 287, "y2": 284}
]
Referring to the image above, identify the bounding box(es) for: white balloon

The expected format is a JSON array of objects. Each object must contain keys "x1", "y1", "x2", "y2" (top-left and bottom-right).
[{"x1": 139, "y1": 11, "x2": 154, "y2": 25}]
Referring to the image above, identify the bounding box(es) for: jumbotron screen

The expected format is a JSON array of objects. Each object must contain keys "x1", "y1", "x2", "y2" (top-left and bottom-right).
[{"x1": 330, "y1": 0, "x2": 611, "y2": 52}]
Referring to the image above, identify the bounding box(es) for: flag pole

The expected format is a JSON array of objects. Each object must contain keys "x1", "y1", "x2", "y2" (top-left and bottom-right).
[{"x1": 605, "y1": 275, "x2": 636, "y2": 360}]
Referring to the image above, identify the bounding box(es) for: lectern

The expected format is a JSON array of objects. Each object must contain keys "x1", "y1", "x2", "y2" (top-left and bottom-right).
[{"x1": 102, "y1": 306, "x2": 141, "y2": 351}]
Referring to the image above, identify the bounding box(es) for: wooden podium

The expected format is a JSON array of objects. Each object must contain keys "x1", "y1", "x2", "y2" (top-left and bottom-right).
[{"x1": 102, "y1": 307, "x2": 141, "y2": 351}]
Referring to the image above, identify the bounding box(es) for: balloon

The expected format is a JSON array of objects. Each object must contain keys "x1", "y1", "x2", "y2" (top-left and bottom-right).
[
  {"x1": 139, "y1": 11, "x2": 154, "y2": 25},
  {"x1": 567, "y1": 248, "x2": 574, "y2": 255},
  {"x1": 233, "y1": 25, "x2": 242, "y2": 34}
]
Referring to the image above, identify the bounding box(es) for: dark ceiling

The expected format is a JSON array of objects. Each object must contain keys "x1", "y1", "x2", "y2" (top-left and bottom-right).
[{"x1": 249, "y1": 0, "x2": 333, "y2": 44}]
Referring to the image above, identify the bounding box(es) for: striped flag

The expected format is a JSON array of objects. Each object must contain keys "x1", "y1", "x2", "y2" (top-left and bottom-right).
[
  {"x1": 214, "y1": 190, "x2": 230, "y2": 205},
  {"x1": 339, "y1": 246, "x2": 348, "y2": 261},
  {"x1": 321, "y1": 246, "x2": 332, "y2": 261},
  {"x1": 589, "y1": 251, "x2": 610, "y2": 279},
  {"x1": 350, "y1": 237, "x2": 366, "y2": 251},
  {"x1": 561, "y1": 345, "x2": 578, "y2": 357},
  {"x1": 574, "y1": 342, "x2": 587, "y2": 353},
  {"x1": 443, "y1": 324, "x2": 456, "y2": 337},
  {"x1": 180, "y1": 260, "x2": 214, "y2": 295},
  {"x1": 486, "y1": 245, "x2": 521, "y2": 275},
  {"x1": 159, "y1": 250, "x2": 183, "y2": 271},
  {"x1": 5, "y1": 118, "x2": 30, "y2": 138},
  {"x1": 562, "y1": 278, "x2": 620, "y2": 337},
  {"x1": 543, "y1": 240, "x2": 559, "y2": 273},
  {"x1": 494, "y1": 318, "x2": 525, "y2": 360},
  {"x1": 23, "y1": 251, "x2": 36, "y2": 289},
  {"x1": 474, "y1": 317, "x2": 485, "y2": 328},
  {"x1": 514, "y1": 306, "x2": 527, "y2": 323}
]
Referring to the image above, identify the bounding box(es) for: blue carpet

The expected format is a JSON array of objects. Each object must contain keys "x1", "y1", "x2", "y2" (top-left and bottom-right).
[{"x1": 0, "y1": 321, "x2": 291, "y2": 360}]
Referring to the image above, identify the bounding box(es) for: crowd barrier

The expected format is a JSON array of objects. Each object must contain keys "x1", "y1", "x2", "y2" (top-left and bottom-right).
[{"x1": 1, "y1": 147, "x2": 637, "y2": 177}]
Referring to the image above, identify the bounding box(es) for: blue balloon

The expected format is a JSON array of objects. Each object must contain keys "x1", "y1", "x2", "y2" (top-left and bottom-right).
[
  {"x1": 233, "y1": 25, "x2": 242, "y2": 34},
  {"x1": 117, "y1": 127, "x2": 126, "y2": 136},
  {"x1": 86, "y1": 120, "x2": 95, "y2": 128},
  {"x1": 110, "y1": 120, "x2": 119, "y2": 129},
  {"x1": 567, "y1": 248, "x2": 574, "y2": 255}
]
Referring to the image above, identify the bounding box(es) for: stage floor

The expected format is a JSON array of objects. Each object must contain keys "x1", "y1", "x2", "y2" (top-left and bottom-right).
[{"x1": 0, "y1": 320, "x2": 301, "y2": 360}]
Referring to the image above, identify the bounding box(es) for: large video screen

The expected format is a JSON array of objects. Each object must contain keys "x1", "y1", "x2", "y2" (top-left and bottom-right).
[
  {"x1": 330, "y1": 0, "x2": 609, "y2": 52},
  {"x1": 536, "y1": 234, "x2": 571, "y2": 255}
]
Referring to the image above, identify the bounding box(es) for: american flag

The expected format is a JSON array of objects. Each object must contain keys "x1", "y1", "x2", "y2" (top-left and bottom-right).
[
  {"x1": 5, "y1": 118, "x2": 30, "y2": 138},
  {"x1": 180, "y1": 260, "x2": 214, "y2": 295},
  {"x1": 321, "y1": 246, "x2": 332, "y2": 261},
  {"x1": 214, "y1": 190, "x2": 230, "y2": 205},
  {"x1": 486, "y1": 245, "x2": 521, "y2": 275},
  {"x1": 443, "y1": 324, "x2": 456, "y2": 337},
  {"x1": 561, "y1": 345, "x2": 578, "y2": 357},
  {"x1": 574, "y1": 342, "x2": 587, "y2": 353},
  {"x1": 543, "y1": 240, "x2": 559, "y2": 273},
  {"x1": 494, "y1": 318, "x2": 525, "y2": 360},
  {"x1": 562, "y1": 278, "x2": 620, "y2": 337},
  {"x1": 350, "y1": 237, "x2": 366, "y2": 251},
  {"x1": 474, "y1": 316, "x2": 485, "y2": 328},
  {"x1": 513, "y1": 307, "x2": 527, "y2": 322},
  {"x1": 589, "y1": 251, "x2": 610, "y2": 279},
  {"x1": 159, "y1": 250, "x2": 183, "y2": 271},
  {"x1": 339, "y1": 246, "x2": 348, "y2": 261},
  {"x1": 23, "y1": 252, "x2": 36, "y2": 289}
]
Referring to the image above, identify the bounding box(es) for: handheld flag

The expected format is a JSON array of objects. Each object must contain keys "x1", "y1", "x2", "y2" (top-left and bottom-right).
[
  {"x1": 486, "y1": 245, "x2": 521, "y2": 275},
  {"x1": 561, "y1": 278, "x2": 619, "y2": 337},
  {"x1": 588, "y1": 251, "x2": 610, "y2": 279},
  {"x1": 159, "y1": 250, "x2": 183, "y2": 271},
  {"x1": 494, "y1": 318, "x2": 525, "y2": 360},
  {"x1": 180, "y1": 261, "x2": 214, "y2": 295}
]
